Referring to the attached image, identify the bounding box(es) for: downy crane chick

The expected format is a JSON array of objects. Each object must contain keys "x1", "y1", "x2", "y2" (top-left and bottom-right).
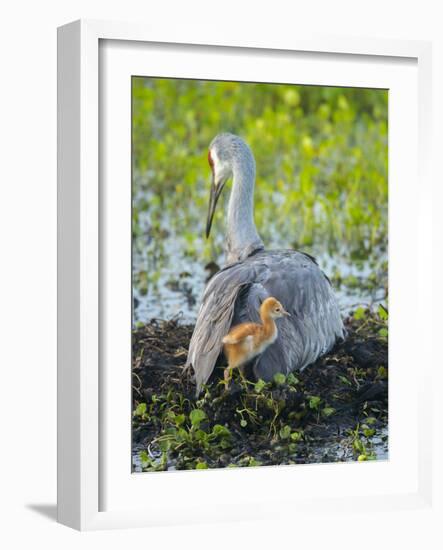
[{"x1": 222, "y1": 297, "x2": 290, "y2": 388}]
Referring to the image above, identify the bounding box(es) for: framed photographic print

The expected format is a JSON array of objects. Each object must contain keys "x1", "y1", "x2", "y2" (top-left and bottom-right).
[{"x1": 57, "y1": 19, "x2": 433, "y2": 530}]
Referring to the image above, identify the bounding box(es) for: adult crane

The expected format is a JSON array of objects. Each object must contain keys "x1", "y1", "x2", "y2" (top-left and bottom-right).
[{"x1": 187, "y1": 133, "x2": 345, "y2": 395}]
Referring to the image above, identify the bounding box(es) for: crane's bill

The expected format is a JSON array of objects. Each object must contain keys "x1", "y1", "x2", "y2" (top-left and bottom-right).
[{"x1": 206, "y1": 177, "x2": 224, "y2": 238}]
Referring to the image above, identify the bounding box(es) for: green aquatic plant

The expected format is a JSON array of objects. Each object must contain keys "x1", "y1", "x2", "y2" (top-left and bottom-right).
[{"x1": 346, "y1": 422, "x2": 377, "y2": 462}]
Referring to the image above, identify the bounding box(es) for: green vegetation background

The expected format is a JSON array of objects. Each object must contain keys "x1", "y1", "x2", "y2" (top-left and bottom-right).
[{"x1": 132, "y1": 78, "x2": 388, "y2": 321}]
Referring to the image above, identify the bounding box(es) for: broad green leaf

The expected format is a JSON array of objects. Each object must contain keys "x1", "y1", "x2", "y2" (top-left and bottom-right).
[
  {"x1": 322, "y1": 407, "x2": 336, "y2": 417},
  {"x1": 254, "y1": 379, "x2": 266, "y2": 393},
  {"x1": 174, "y1": 414, "x2": 185, "y2": 426},
  {"x1": 353, "y1": 306, "x2": 366, "y2": 320},
  {"x1": 279, "y1": 425, "x2": 291, "y2": 439},
  {"x1": 134, "y1": 402, "x2": 147, "y2": 417},
  {"x1": 212, "y1": 424, "x2": 231, "y2": 438},
  {"x1": 273, "y1": 373, "x2": 286, "y2": 386},
  {"x1": 309, "y1": 396, "x2": 321, "y2": 409},
  {"x1": 189, "y1": 408, "x2": 206, "y2": 427},
  {"x1": 286, "y1": 373, "x2": 299, "y2": 386},
  {"x1": 378, "y1": 304, "x2": 388, "y2": 320}
]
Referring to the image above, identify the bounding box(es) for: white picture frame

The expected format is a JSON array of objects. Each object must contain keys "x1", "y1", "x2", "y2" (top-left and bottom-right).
[{"x1": 57, "y1": 19, "x2": 433, "y2": 531}]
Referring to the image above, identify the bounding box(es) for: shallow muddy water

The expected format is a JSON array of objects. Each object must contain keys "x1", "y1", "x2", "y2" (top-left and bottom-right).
[
  {"x1": 132, "y1": 226, "x2": 387, "y2": 325},
  {"x1": 132, "y1": 428, "x2": 388, "y2": 473}
]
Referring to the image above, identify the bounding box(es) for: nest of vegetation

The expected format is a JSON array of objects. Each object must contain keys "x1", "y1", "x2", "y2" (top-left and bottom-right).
[{"x1": 132, "y1": 308, "x2": 388, "y2": 471}]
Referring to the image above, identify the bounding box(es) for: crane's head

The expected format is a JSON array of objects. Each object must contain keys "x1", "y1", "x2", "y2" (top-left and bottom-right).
[{"x1": 205, "y1": 133, "x2": 255, "y2": 238}]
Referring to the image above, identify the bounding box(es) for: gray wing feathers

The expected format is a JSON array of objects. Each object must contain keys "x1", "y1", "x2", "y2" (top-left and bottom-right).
[
  {"x1": 188, "y1": 250, "x2": 345, "y2": 394},
  {"x1": 254, "y1": 254, "x2": 344, "y2": 380},
  {"x1": 233, "y1": 282, "x2": 269, "y2": 325},
  {"x1": 186, "y1": 262, "x2": 260, "y2": 394}
]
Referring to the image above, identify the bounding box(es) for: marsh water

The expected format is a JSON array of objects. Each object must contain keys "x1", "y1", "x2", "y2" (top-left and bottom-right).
[
  {"x1": 132, "y1": 218, "x2": 387, "y2": 325},
  {"x1": 132, "y1": 180, "x2": 388, "y2": 326},
  {"x1": 132, "y1": 426, "x2": 388, "y2": 472}
]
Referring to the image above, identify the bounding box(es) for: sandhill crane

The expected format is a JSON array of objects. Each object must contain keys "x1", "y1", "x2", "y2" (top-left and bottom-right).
[{"x1": 187, "y1": 133, "x2": 345, "y2": 395}]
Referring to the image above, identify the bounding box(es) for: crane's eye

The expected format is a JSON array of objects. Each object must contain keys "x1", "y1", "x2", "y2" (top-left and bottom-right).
[{"x1": 275, "y1": 307, "x2": 281, "y2": 312}]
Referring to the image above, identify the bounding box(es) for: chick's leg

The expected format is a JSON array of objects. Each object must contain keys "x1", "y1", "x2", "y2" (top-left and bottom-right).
[
  {"x1": 238, "y1": 364, "x2": 247, "y2": 384},
  {"x1": 223, "y1": 366, "x2": 233, "y2": 390}
]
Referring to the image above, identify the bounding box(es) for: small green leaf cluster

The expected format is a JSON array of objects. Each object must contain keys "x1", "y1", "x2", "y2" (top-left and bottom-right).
[{"x1": 347, "y1": 421, "x2": 378, "y2": 462}]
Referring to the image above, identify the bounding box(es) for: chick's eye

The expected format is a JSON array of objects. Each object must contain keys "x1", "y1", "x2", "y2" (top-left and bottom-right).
[{"x1": 276, "y1": 308, "x2": 281, "y2": 312}]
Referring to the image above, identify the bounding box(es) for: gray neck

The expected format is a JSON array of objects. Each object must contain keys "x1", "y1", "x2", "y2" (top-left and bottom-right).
[{"x1": 226, "y1": 157, "x2": 264, "y2": 264}]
